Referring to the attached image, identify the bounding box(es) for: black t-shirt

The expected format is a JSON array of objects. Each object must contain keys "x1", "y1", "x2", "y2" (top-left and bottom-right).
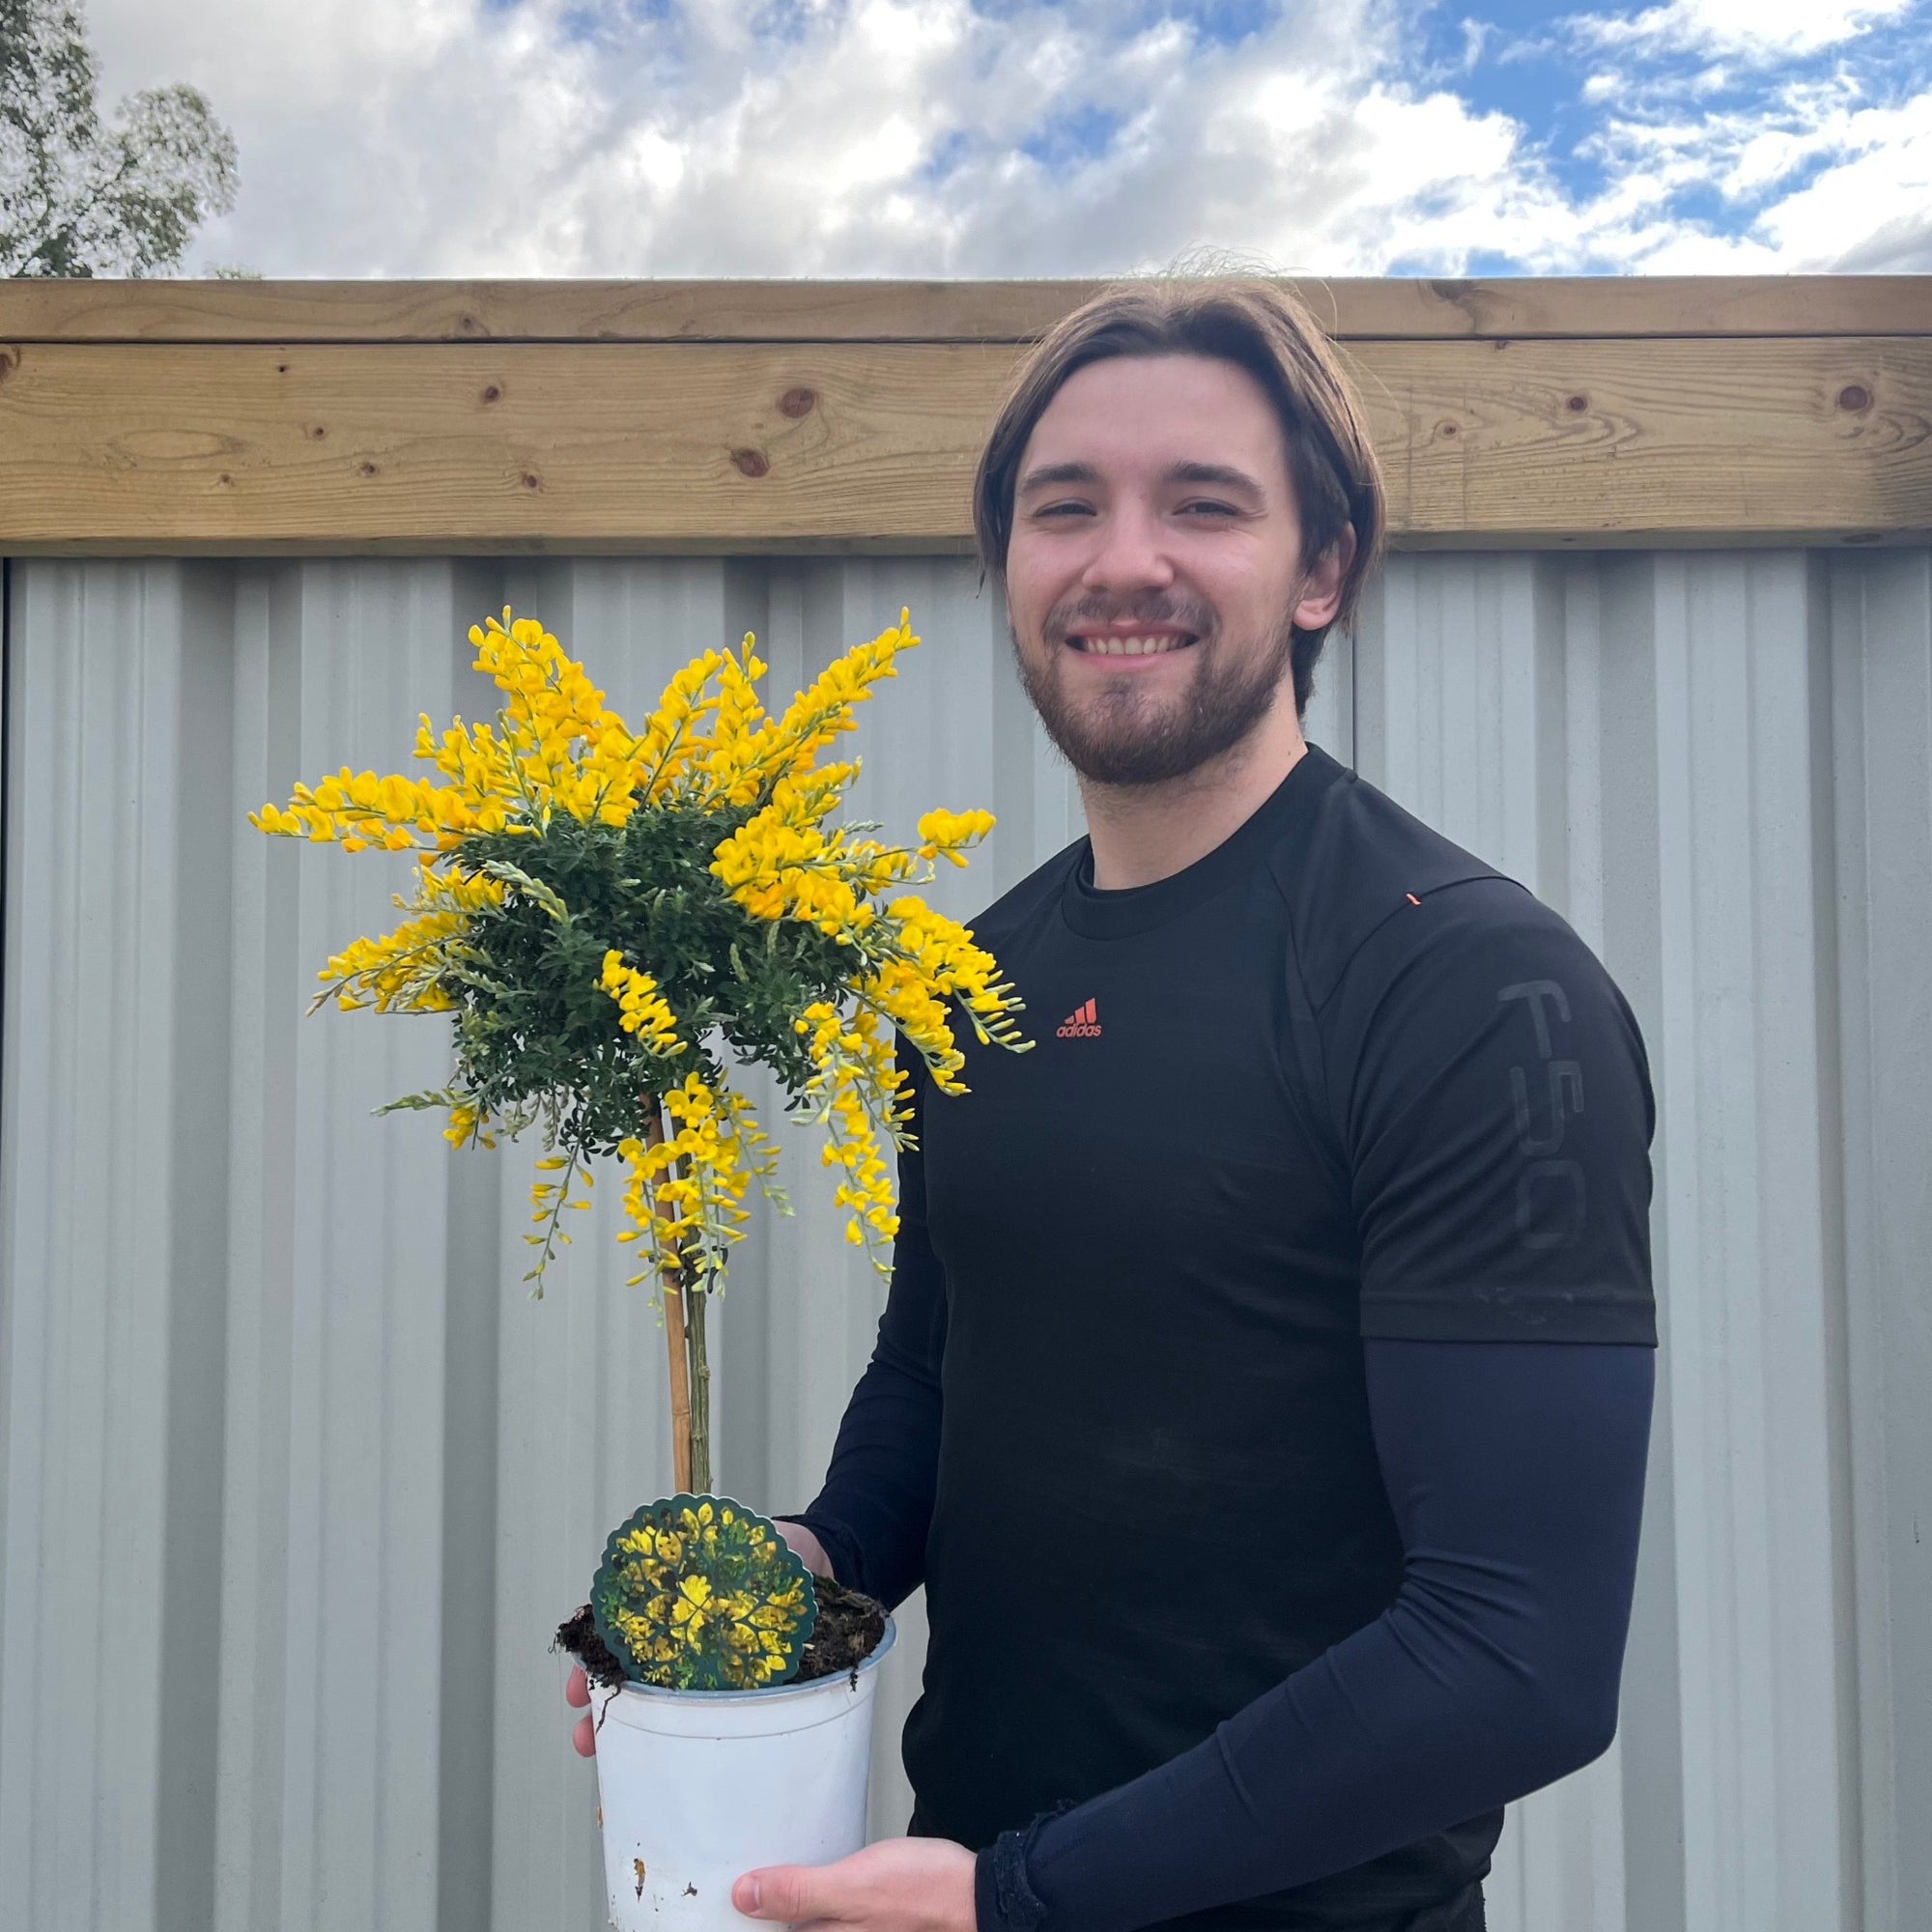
[{"x1": 886, "y1": 745, "x2": 1655, "y2": 1918}]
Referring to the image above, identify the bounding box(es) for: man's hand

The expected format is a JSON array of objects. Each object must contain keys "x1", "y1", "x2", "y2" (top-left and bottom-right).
[
  {"x1": 564, "y1": 1518, "x2": 836, "y2": 1757},
  {"x1": 775, "y1": 1519, "x2": 835, "y2": 1581},
  {"x1": 731, "y1": 1836, "x2": 977, "y2": 1932}
]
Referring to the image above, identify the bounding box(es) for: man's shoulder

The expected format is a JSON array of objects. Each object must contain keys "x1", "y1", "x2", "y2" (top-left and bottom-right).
[
  {"x1": 1268, "y1": 757, "x2": 1529, "y2": 1009},
  {"x1": 1277, "y1": 765, "x2": 1651, "y2": 1157}
]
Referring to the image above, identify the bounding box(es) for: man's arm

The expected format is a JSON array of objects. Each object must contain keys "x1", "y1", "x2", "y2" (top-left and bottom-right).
[
  {"x1": 979, "y1": 1335, "x2": 1654, "y2": 1932},
  {"x1": 780, "y1": 1065, "x2": 946, "y2": 1610}
]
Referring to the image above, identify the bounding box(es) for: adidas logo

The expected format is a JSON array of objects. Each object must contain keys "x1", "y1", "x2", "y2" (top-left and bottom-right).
[{"x1": 1057, "y1": 998, "x2": 1102, "y2": 1038}]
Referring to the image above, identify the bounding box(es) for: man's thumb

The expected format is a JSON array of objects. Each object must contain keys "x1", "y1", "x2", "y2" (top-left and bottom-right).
[{"x1": 733, "y1": 1865, "x2": 812, "y2": 1921}]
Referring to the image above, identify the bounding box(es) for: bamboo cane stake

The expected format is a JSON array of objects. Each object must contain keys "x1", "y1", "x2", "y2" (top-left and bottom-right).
[{"x1": 644, "y1": 1100, "x2": 695, "y2": 1494}]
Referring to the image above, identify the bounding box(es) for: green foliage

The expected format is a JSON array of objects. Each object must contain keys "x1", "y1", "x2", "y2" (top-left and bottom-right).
[
  {"x1": 392, "y1": 802, "x2": 867, "y2": 1174},
  {"x1": 1, "y1": 0, "x2": 239, "y2": 277},
  {"x1": 592, "y1": 1495, "x2": 816, "y2": 1690}
]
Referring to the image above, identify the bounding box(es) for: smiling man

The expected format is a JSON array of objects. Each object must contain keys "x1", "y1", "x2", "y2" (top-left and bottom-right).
[{"x1": 568, "y1": 278, "x2": 1658, "y2": 1932}]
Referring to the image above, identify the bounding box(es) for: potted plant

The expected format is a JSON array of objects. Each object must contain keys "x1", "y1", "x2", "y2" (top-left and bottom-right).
[{"x1": 253, "y1": 608, "x2": 1029, "y2": 1931}]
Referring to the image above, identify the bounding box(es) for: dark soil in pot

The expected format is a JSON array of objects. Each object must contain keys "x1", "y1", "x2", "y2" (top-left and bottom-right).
[{"x1": 556, "y1": 1576, "x2": 889, "y2": 1692}]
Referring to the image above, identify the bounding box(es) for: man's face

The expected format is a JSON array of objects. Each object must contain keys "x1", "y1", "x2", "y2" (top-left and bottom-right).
[{"x1": 1002, "y1": 353, "x2": 1349, "y2": 787}]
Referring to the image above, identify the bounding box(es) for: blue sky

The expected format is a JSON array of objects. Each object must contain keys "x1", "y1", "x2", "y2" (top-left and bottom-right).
[{"x1": 87, "y1": 0, "x2": 1932, "y2": 275}]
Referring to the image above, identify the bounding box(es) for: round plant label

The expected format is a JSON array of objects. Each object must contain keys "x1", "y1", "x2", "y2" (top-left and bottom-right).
[{"x1": 590, "y1": 1493, "x2": 817, "y2": 1690}]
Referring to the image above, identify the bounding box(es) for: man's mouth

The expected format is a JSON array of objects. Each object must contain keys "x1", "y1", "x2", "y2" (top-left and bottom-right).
[{"x1": 1064, "y1": 628, "x2": 1197, "y2": 658}]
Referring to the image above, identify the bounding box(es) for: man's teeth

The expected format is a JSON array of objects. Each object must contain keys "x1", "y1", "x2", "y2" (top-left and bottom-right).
[{"x1": 1078, "y1": 634, "x2": 1188, "y2": 656}]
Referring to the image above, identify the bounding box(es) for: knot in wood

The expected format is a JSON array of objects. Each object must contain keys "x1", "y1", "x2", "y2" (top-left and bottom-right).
[
  {"x1": 779, "y1": 387, "x2": 817, "y2": 418},
  {"x1": 481, "y1": 384, "x2": 502, "y2": 404},
  {"x1": 731, "y1": 447, "x2": 771, "y2": 478},
  {"x1": 1837, "y1": 384, "x2": 1872, "y2": 412},
  {"x1": 1566, "y1": 394, "x2": 1588, "y2": 412}
]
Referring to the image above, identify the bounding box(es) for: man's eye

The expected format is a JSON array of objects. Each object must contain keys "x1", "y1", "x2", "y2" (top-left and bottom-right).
[
  {"x1": 1179, "y1": 500, "x2": 1238, "y2": 518},
  {"x1": 1032, "y1": 501, "x2": 1094, "y2": 520}
]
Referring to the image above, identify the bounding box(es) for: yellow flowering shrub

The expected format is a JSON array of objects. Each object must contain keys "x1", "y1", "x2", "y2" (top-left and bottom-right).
[{"x1": 254, "y1": 606, "x2": 1031, "y2": 1544}]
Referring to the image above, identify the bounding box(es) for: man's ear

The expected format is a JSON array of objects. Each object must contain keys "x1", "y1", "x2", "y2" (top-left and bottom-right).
[{"x1": 1292, "y1": 524, "x2": 1356, "y2": 632}]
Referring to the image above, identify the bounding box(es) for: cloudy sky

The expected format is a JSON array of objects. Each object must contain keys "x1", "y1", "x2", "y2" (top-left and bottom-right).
[{"x1": 85, "y1": 0, "x2": 1932, "y2": 277}]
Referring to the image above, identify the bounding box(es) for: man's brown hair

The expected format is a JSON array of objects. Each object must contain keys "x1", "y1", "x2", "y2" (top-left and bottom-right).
[{"x1": 972, "y1": 276, "x2": 1386, "y2": 717}]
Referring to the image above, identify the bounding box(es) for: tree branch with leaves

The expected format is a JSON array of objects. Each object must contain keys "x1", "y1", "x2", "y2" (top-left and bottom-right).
[{"x1": 1, "y1": 0, "x2": 238, "y2": 277}]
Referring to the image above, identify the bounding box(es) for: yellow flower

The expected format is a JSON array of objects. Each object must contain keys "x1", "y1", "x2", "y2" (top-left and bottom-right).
[
  {"x1": 598, "y1": 951, "x2": 685, "y2": 1057},
  {"x1": 310, "y1": 865, "x2": 506, "y2": 1014},
  {"x1": 614, "y1": 1073, "x2": 781, "y2": 1287},
  {"x1": 686, "y1": 639, "x2": 778, "y2": 807},
  {"x1": 791, "y1": 1001, "x2": 906, "y2": 1258},
  {"x1": 635, "y1": 650, "x2": 725, "y2": 803},
  {"x1": 883, "y1": 895, "x2": 1027, "y2": 1056},
  {"x1": 861, "y1": 958, "x2": 964, "y2": 1092},
  {"x1": 760, "y1": 613, "x2": 915, "y2": 783},
  {"x1": 464, "y1": 611, "x2": 644, "y2": 825},
  {"x1": 916, "y1": 808, "x2": 996, "y2": 867}
]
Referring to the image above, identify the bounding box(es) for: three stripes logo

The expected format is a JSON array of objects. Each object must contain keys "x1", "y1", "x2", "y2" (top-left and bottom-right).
[{"x1": 1057, "y1": 997, "x2": 1103, "y2": 1039}]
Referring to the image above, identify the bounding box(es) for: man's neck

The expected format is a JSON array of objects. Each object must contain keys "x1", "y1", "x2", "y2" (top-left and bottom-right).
[{"x1": 1080, "y1": 704, "x2": 1310, "y2": 892}]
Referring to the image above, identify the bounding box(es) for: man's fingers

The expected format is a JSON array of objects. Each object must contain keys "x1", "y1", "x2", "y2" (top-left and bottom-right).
[
  {"x1": 732, "y1": 1865, "x2": 825, "y2": 1922},
  {"x1": 564, "y1": 1663, "x2": 597, "y2": 1755}
]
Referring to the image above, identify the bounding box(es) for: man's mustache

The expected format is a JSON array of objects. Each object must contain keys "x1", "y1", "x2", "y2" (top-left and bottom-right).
[{"x1": 1042, "y1": 594, "x2": 1219, "y2": 642}]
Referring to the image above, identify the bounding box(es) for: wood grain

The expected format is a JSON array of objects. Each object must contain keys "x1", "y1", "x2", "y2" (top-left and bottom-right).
[
  {"x1": 1353, "y1": 337, "x2": 1932, "y2": 543},
  {"x1": 1, "y1": 336, "x2": 1927, "y2": 552},
  {"x1": 2, "y1": 276, "x2": 1928, "y2": 344}
]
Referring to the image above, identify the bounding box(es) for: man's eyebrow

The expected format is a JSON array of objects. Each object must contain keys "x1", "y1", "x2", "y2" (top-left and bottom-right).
[
  {"x1": 1015, "y1": 459, "x2": 1269, "y2": 497},
  {"x1": 1016, "y1": 461, "x2": 1101, "y2": 496},
  {"x1": 1165, "y1": 461, "x2": 1265, "y2": 495}
]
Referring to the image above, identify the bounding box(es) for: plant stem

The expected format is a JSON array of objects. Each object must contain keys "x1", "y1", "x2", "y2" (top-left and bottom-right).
[
  {"x1": 663, "y1": 1265, "x2": 694, "y2": 1493},
  {"x1": 644, "y1": 1101, "x2": 695, "y2": 1493},
  {"x1": 687, "y1": 1285, "x2": 712, "y2": 1497}
]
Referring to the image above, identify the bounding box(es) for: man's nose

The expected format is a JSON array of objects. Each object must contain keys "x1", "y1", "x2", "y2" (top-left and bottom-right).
[{"x1": 1080, "y1": 499, "x2": 1176, "y2": 592}]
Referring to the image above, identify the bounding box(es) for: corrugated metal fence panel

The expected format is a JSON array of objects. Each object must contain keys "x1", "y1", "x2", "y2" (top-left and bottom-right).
[
  {"x1": 2, "y1": 551, "x2": 1926, "y2": 1932},
  {"x1": 1829, "y1": 553, "x2": 1932, "y2": 1932}
]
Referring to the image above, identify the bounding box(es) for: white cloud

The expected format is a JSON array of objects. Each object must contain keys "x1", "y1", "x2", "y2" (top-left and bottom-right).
[
  {"x1": 64, "y1": 0, "x2": 1932, "y2": 279},
  {"x1": 88, "y1": 0, "x2": 615, "y2": 275},
  {"x1": 1750, "y1": 90, "x2": 1932, "y2": 262},
  {"x1": 77, "y1": 0, "x2": 1560, "y2": 277},
  {"x1": 1556, "y1": 48, "x2": 1932, "y2": 270},
  {"x1": 1567, "y1": 0, "x2": 1916, "y2": 63}
]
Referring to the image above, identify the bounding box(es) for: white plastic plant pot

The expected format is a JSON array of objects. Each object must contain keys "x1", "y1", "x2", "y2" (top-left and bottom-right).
[{"x1": 593, "y1": 1616, "x2": 897, "y2": 1932}]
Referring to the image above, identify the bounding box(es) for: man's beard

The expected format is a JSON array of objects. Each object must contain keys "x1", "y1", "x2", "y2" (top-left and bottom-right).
[{"x1": 1010, "y1": 597, "x2": 1297, "y2": 788}]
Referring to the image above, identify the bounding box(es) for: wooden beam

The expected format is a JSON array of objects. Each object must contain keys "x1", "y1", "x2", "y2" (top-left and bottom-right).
[
  {"x1": 2, "y1": 335, "x2": 1926, "y2": 553},
  {"x1": 1, "y1": 275, "x2": 1929, "y2": 345},
  {"x1": 1370, "y1": 336, "x2": 1932, "y2": 546},
  {"x1": 0, "y1": 341, "x2": 1006, "y2": 551}
]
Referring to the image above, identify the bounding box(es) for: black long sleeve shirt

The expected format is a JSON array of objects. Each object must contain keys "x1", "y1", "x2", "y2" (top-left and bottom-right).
[{"x1": 791, "y1": 747, "x2": 1656, "y2": 1932}]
